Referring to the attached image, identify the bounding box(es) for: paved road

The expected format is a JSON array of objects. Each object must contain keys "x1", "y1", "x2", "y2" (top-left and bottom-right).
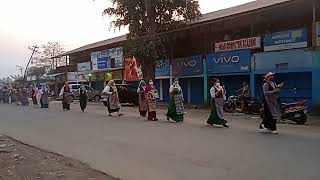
[{"x1": 0, "y1": 102, "x2": 319, "y2": 180}]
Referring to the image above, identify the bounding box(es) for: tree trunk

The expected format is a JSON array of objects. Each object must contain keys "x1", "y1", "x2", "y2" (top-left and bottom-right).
[{"x1": 143, "y1": 0, "x2": 157, "y2": 81}]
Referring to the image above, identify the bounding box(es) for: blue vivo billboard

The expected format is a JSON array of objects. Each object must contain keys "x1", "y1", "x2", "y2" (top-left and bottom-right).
[
  {"x1": 172, "y1": 55, "x2": 203, "y2": 76},
  {"x1": 264, "y1": 28, "x2": 308, "y2": 52},
  {"x1": 207, "y1": 49, "x2": 251, "y2": 74},
  {"x1": 155, "y1": 59, "x2": 170, "y2": 77}
]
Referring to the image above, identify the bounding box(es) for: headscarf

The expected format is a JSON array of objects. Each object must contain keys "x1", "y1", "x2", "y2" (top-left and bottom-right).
[
  {"x1": 173, "y1": 78, "x2": 179, "y2": 85},
  {"x1": 108, "y1": 80, "x2": 115, "y2": 87},
  {"x1": 139, "y1": 80, "x2": 146, "y2": 88}
]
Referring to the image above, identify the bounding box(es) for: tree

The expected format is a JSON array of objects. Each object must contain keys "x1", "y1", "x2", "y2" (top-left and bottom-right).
[
  {"x1": 104, "y1": 0, "x2": 201, "y2": 81},
  {"x1": 32, "y1": 42, "x2": 66, "y2": 71},
  {"x1": 27, "y1": 66, "x2": 47, "y2": 80}
]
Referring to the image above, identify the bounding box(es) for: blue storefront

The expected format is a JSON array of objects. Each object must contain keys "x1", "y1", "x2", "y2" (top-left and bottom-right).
[
  {"x1": 252, "y1": 28, "x2": 313, "y2": 111},
  {"x1": 206, "y1": 49, "x2": 252, "y2": 99},
  {"x1": 171, "y1": 55, "x2": 205, "y2": 104},
  {"x1": 155, "y1": 59, "x2": 171, "y2": 102}
]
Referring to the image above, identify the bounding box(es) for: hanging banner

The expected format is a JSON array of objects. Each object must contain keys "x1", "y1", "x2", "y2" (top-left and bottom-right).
[
  {"x1": 91, "y1": 51, "x2": 101, "y2": 70},
  {"x1": 215, "y1": 37, "x2": 261, "y2": 52},
  {"x1": 77, "y1": 62, "x2": 91, "y2": 72},
  {"x1": 155, "y1": 59, "x2": 170, "y2": 77},
  {"x1": 207, "y1": 49, "x2": 251, "y2": 74},
  {"x1": 171, "y1": 55, "x2": 203, "y2": 76},
  {"x1": 124, "y1": 56, "x2": 143, "y2": 81},
  {"x1": 316, "y1": 22, "x2": 320, "y2": 47},
  {"x1": 264, "y1": 28, "x2": 308, "y2": 52}
]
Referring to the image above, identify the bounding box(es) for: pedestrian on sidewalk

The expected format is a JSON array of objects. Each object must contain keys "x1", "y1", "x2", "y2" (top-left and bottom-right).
[
  {"x1": 207, "y1": 78, "x2": 229, "y2": 128},
  {"x1": 166, "y1": 78, "x2": 184, "y2": 123},
  {"x1": 260, "y1": 72, "x2": 283, "y2": 134},
  {"x1": 102, "y1": 80, "x2": 122, "y2": 116},
  {"x1": 145, "y1": 79, "x2": 159, "y2": 121},
  {"x1": 79, "y1": 84, "x2": 88, "y2": 112},
  {"x1": 61, "y1": 82, "x2": 71, "y2": 110},
  {"x1": 137, "y1": 80, "x2": 148, "y2": 117}
]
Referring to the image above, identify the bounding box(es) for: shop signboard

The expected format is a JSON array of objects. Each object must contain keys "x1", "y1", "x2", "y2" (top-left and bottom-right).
[
  {"x1": 97, "y1": 57, "x2": 111, "y2": 69},
  {"x1": 124, "y1": 56, "x2": 143, "y2": 81},
  {"x1": 102, "y1": 47, "x2": 124, "y2": 68},
  {"x1": 264, "y1": 28, "x2": 308, "y2": 52},
  {"x1": 155, "y1": 59, "x2": 170, "y2": 77},
  {"x1": 172, "y1": 55, "x2": 203, "y2": 76},
  {"x1": 77, "y1": 62, "x2": 91, "y2": 72},
  {"x1": 207, "y1": 49, "x2": 251, "y2": 74},
  {"x1": 91, "y1": 51, "x2": 101, "y2": 70},
  {"x1": 316, "y1": 22, "x2": 320, "y2": 47},
  {"x1": 215, "y1": 37, "x2": 261, "y2": 52}
]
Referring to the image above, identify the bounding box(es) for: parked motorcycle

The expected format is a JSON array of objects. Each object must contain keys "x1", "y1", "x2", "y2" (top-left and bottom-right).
[
  {"x1": 224, "y1": 95, "x2": 262, "y2": 115},
  {"x1": 259, "y1": 100, "x2": 308, "y2": 125}
]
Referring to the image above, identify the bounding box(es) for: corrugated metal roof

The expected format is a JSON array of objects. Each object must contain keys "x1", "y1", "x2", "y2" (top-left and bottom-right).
[
  {"x1": 196, "y1": 0, "x2": 292, "y2": 24},
  {"x1": 64, "y1": 0, "x2": 294, "y2": 55}
]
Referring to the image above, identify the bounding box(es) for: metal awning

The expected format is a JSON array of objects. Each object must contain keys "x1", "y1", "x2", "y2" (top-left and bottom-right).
[{"x1": 44, "y1": 73, "x2": 65, "y2": 78}]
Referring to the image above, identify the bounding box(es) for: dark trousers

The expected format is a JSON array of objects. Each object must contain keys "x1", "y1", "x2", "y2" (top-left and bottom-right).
[{"x1": 261, "y1": 100, "x2": 277, "y2": 131}]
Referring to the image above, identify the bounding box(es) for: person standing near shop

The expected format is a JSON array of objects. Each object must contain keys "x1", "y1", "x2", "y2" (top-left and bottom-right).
[
  {"x1": 102, "y1": 80, "x2": 122, "y2": 116},
  {"x1": 145, "y1": 79, "x2": 159, "y2": 121},
  {"x1": 40, "y1": 88, "x2": 49, "y2": 108},
  {"x1": 61, "y1": 82, "x2": 71, "y2": 110},
  {"x1": 79, "y1": 84, "x2": 88, "y2": 112},
  {"x1": 166, "y1": 78, "x2": 184, "y2": 123},
  {"x1": 238, "y1": 81, "x2": 249, "y2": 113},
  {"x1": 137, "y1": 80, "x2": 148, "y2": 117},
  {"x1": 207, "y1": 78, "x2": 229, "y2": 128},
  {"x1": 260, "y1": 72, "x2": 283, "y2": 134}
]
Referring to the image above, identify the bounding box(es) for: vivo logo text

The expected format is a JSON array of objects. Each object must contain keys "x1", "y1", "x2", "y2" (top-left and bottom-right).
[
  {"x1": 213, "y1": 56, "x2": 240, "y2": 64},
  {"x1": 182, "y1": 60, "x2": 197, "y2": 67}
]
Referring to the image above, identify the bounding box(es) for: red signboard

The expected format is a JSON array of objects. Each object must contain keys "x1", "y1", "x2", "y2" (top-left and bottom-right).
[
  {"x1": 124, "y1": 56, "x2": 143, "y2": 81},
  {"x1": 215, "y1": 37, "x2": 261, "y2": 52}
]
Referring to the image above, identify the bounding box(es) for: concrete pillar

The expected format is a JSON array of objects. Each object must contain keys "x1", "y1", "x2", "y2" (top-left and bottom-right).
[
  {"x1": 203, "y1": 59, "x2": 208, "y2": 104},
  {"x1": 160, "y1": 79, "x2": 163, "y2": 101},
  {"x1": 188, "y1": 79, "x2": 191, "y2": 103},
  {"x1": 250, "y1": 73, "x2": 255, "y2": 97},
  {"x1": 312, "y1": 49, "x2": 320, "y2": 114}
]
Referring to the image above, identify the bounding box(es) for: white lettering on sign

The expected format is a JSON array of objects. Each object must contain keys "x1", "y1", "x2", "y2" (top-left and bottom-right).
[
  {"x1": 215, "y1": 37, "x2": 261, "y2": 52},
  {"x1": 213, "y1": 56, "x2": 240, "y2": 64},
  {"x1": 240, "y1": 66, "x2": 249, "y2": 71},
  {"x1": 182, "y1": 60, "x2": 197, "y2": 67}
]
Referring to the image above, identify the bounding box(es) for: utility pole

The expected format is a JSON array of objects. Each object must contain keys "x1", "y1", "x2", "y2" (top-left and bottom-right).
[
  {"x1": 16, "y1": 65, "x2": 24, "y2": 77},
  {"x1": 24, "y1": 45, "x2": 39, "y2": 85}
]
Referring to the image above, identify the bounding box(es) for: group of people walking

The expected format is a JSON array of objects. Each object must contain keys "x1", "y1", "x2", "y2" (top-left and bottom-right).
[
  {"x1": 1, "y1": 71, "x2": 282, "y2": 134},
  {"x1": 0, "y1": 84, "x2": 48, "y2": 107}
]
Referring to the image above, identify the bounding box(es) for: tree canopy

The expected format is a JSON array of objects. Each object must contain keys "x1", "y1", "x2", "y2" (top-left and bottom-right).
[{"x1": 104, "y1": 0, "x2": 201, "y2": 80}]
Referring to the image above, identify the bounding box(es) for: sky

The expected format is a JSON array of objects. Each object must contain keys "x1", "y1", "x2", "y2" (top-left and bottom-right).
[{"x1": 0, "y1": 0, "x2": 254, "y2": 78}]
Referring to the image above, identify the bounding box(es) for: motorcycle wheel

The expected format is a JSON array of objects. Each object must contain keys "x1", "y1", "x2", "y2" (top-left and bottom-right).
[
  {"x1": 293, "y1": 112, "x2": 308, "y2": 125},
  {"x1": 224, "y1": 103, "x2": 235, "y2": 113}
]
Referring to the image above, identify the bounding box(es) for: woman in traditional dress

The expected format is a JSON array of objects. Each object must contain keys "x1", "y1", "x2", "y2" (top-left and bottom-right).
[
  {"x1": 79, "y1": 84, "x2": 88, "y2": 112},
  {"x1": 40, "y1": 88, "x2": 49, "y2": 108},
  {"x1": 145, "y1": 79, "x2": 159, "y2": 121},
  {"x1": 102, "y1": 80, "x2": 123, "y2": 116},
  {"x1": 61, "y1": 82, "x2": 71, "y2": 110},
  {"x1": 166, "y1": 78, "x2": 184, "y2": 122},
  {"x1": 35, "y1": 86, "x2": 42, "y2": 107},
  {"x1": 137, "y1": 80, "x2": 148, "y2": 117},
  {"x1": 20, "y1": 88, "x2": 29, "y2": 106},
  {"x1": 31, "y1": 85, "x2": 38, "y2": 105},
  {"x1": 207, "y1": 78, "x2": 229, "y2": 128},
  {"x1": 259, "y1": 72, "x2": 283, "y2": 134}
]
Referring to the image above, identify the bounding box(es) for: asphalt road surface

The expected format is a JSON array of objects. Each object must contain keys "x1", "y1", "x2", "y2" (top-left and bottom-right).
[{"x1": 0, "y1": 102, "x2": 319, "y2": 180}]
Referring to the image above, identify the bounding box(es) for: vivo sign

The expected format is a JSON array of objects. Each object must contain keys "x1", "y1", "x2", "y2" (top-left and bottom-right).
[
  {"x1": 172, "y1": 55, "x2": 203, "y2": 76},
  {"x1": 207, "y1": 49, "x2": 251, "y2": 74},
  {"x1": 213, "y1": 56, "x2": 240, "y2": 64}
]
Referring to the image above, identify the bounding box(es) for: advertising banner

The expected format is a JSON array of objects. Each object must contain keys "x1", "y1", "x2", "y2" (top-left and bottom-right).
[
  {"x1": 77, "y1": 62, "x2": 91, "y2": 72},
  {"x1": 264, "y1": 28, "x2": 308, "y2": 52},
  {"x1": 155, "y1": 59, "x2": 170, "y2": 77},
  {"x1": 171, "y1": 55, "x2": 203, "y2": 77},
  {"x1": 97, "y1": 57, "x2": 111, "y2": 69},
  {"x1": 91, "y1": 51, "x2": 101, "y2": 70},
  {"x1": 215, "y1": 37, "x2": 261, "y2": 52},
  {"x1": 207, "y1": 49, "x2": 251, "y2": 74},
  {"x1": 124, "y1": 56, "x2": 143, "y2": 81}
]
